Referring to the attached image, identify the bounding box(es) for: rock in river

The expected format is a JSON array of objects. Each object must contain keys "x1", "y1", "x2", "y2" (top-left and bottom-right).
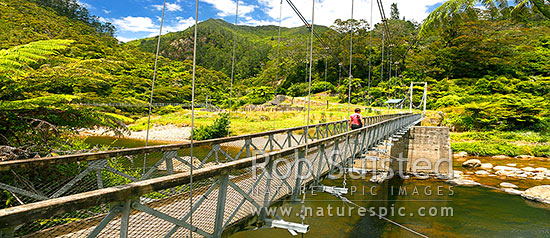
[
  {"x1": 500, "y1": 182, "x2": 518, "y2": 189},
  {"x1": 534, "y1": 167, "x2": 548, "y2": 173},
  {"x1": 454, "y1": 151, "x2": 468, "y2": 158},
  {"x1": 492, "y1": 155, "x2": 509, "y2": 159},
  {"x1": 447, "y1": 179, "x2": 480, "y2": 187},
  {"x1": 462, "y1": 159, "x2": 481, "y2": 168},
  {"x1": 522, "y1": 167, "x2": 535, "y2": 172},
  {"x1": 480, "y1": 163, "x2": 493, "y2": 170},
  {"x1": 504, "y1": 188, "x2": 523, "y2": 195},
  {"x1": 475, "y1": 170, "x2": 490, "y2": 176},
  {"x1": 493, "y1": 166, "x2": 520, "y2": 172},
  {"x1": 522, "y1": 185, "x2": 550, "y2": 204},
  {"x1": 453, "y1": 170, "x2": 463, "y2": 179}
]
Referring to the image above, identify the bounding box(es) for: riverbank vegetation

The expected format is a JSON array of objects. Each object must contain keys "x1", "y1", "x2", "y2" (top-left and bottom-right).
[{"x1": 451, "y1": 131, "x2": 550, "y2": 157}]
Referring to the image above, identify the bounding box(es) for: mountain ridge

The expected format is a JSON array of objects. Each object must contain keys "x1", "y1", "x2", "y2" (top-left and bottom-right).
[{"x1": 128, "y1": 18, "x2": 331, "y2": 80}]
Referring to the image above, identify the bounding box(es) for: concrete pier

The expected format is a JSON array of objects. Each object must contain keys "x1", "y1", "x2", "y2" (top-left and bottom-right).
[{"x1": 353, "y1": 126, "x2": 453, "y2": 178}]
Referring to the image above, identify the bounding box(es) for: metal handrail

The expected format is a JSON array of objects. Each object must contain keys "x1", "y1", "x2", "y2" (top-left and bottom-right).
[
  {"x1": 0, "y1": 113, "x2": 408, "y2": 171},
  {"x1": 0, "y1": 114, "x2": 421, "y2": 229}
]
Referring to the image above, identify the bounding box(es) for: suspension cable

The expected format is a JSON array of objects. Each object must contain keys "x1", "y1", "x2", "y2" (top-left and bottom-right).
[
  {"x1": 347, "y1": 0, "x2": 354, "y2": 118},
  {"x1": 273, "y1": 0, "x2": 283, "y2": 129},
  {"x1": 387, "y1": 44, "x2": 391, "y2": 100},
  {"x1": 299, "y1": 0, "x2": 316, "y2": 233},
  {"x1": 380, "y1": 29, "x2": 385, "y2": 106},
  {"x1": 143, "y1": 0, "x2": 166, "y2": 176},
  {"x1": 389, "y1": 45, "x2": 393, "y2": 98},
  {"x1": 285, "y1": 0, "x2": 328, "y2": 49},
  {"x1": 324, "y1": 56, "x2": 328, "y2": 109},
  {"x1": 366, "y1": 0, "x2": 373, "y2": 107},
  {"x1": 306, "y1": 0, "x2": 315, "y2": 137},
  {"x1": 227, "y1": 0, "x2": 239, "y2": 139},
  {"x1": 189, "y1": 0, "x2": 199, "y2": 236},
  {"x1": 303, "y1": 33, "x2": 310, "y2": 125}
]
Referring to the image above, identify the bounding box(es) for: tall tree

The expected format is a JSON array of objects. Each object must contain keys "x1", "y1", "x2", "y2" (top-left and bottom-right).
[
  {"x1": 390, "y1": 3, "x2": 400, "y2": 20},
  {"x1": 419, "y1": 0, "x2": 550, "y2": 37}
]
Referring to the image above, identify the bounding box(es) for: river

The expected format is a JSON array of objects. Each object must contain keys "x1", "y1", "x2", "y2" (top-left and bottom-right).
[{"x1": 232, "y1": 177, "x2": 550, "y2": 237}]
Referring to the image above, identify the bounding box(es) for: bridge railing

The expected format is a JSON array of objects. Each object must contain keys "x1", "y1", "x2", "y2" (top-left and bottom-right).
[
  {"x1": 0, "y1": 113, "x2": 422, "y2": 237},
  {"x1": 0, "y1": 113, "x2": 412, "y2": 236}
]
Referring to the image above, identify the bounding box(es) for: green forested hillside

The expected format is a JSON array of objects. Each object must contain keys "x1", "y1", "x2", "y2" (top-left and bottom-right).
[
  {"x1": 1, "y1": 0, "x2": 549, "y2": 153},
  {"x1": 131, "y1": 18, "x2": 330, "y2": 81},
  {"x1": 0, "y1": 0, "x2": 228, "y2": 151}
]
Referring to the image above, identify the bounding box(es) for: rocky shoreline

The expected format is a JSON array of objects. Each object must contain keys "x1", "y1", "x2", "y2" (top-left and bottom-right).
[{"x1": 448, "y1": 151, "x2": 550, "y2": 205}]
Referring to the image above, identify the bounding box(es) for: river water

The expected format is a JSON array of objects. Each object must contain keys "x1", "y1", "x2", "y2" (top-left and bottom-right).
[
  {"x1": 232, "y1": 176, "x2": 550, "y2": 238},
  {"x1": 85, "y1": 136, "x2": 550, "y2": 237}
]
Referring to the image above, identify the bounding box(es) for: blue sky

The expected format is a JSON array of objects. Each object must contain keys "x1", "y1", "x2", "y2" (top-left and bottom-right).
[{"x1": 80, "y1": 0, "x2": 447, "y2": 42}]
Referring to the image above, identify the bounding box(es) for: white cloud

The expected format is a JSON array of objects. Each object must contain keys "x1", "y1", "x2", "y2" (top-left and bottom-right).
[
  {"x1": 163, "y1": 17, "x2": 196, "y2": 33},
  {"x1": 102, "y1": 9, "x2": 111, "y2": 14},
  {"x1": 111, "y1": 16, "x2": 196, "y2": 41},
  {"x1": 202, "y1": 0, "x2": 257, "y2": 17},
  {"x1": 110, "y1": 16, "x2": 158, "y2": 33},
  {"x1": 152, "y1": 2, "x2": 182, "y2": 12},
  {"x1": 116, "y1": 36, "x2": 139, "y2": 43},
  {"x1": 254, "y1": 0, "x2": 445, "y2": 27}
]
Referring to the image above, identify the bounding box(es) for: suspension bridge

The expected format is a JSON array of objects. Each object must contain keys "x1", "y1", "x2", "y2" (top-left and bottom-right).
[
  {"x1": 0, "y1": 113, "x2": 426, "y2": 237},
  {"x1": 0, "y1": 0, "x2": 442, "y2": 237}
]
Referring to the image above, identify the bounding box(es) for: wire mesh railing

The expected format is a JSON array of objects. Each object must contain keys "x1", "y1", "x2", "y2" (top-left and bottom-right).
[{"x1": 0, "y1": 113, "x2": 421, "y2": 237}]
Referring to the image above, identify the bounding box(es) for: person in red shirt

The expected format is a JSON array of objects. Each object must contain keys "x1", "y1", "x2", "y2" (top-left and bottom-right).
[{"x1": 350, "y1": 108, "x2": 363, "y2": 130}]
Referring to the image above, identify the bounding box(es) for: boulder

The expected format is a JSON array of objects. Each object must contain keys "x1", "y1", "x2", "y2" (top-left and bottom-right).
[
  {"x1": 493, "y1": 155, "x2": 509, "y2": 159},
  {"x1": 454, "y1": 151, "x2": 468, "y2": 158},
  {"x1": 522, "y1": 185, "x2": 550, "y2": 204},
  {"x1": 447, "y1": 179, "x2": 480, "y2": 187},
  {"x1": 534, "y1": 167, "x2": 548, "y2": 173},
  {"x1": 506, "y1": 163, "x2": 517, "y2": 167},
  {"x1": 517, "y1": 174, "x2": 528, "y2": 179},
  {"x1": 475, "y1": 170, "x2": 490, "y2": 176},
  {"x1": 500, "y1": 182, "x2": 518, "y2": 189},
  {"x1": 522, "y1": 167, "x2": 536, "y2": 172},
  {"x1": 496, "y1": 170, "x2": 511, "y2": 177},
  {"x1": 453, "y1": 170, "x2": 464, "y2": 179},
  {"x1": 480, "y1": 163, "x2": 493, "y2": 170},
  {"x1": 503, "y1": 188, "x2": 523, "y2": 195},
  {"x1": 268, "y1": 95, "x2": 287, "y2": 106},
  {"x1": 493, "y1": 166, "x2": 520, "y2": 171},
  {"x1": 462, "y1": 159, "x2": 482, "y2": 168},
  {"x1": 516, "y1": 155, "x2": 534, "y2": 159}
]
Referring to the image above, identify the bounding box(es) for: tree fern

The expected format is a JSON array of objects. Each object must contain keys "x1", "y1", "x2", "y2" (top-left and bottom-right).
[
  {"x1": 0, "y1": 39, "x2": 74, "y2": 76},
  {"x1": 419, "y1": 0, "x2": 549, "y2": 37}
]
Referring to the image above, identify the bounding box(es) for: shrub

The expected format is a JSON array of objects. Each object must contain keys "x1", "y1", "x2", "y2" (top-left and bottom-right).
[
  {"x1": 193, "y1": 113, "x2": 230, "y2": 140},
  {"x1": 156, "y1": 105, "x2": 180, "y2": 115},
  {"x1": 311, "y1": 81, "x2": 335, "y2": 94},
  {"x1": 287, "y1": 83, "x2": 308, "y2": 97}
]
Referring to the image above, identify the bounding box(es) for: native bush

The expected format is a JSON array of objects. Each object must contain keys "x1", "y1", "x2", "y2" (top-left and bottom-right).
[{"x1": 193, "y1": 113, "x2": 230, "y2": 140}]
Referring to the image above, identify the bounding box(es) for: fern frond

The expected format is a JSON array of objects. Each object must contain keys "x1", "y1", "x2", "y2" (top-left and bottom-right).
[
  {"x1": 0, "y1": 39, "x2": 74, "y2": 77},
  {"x1": 530, "y1": 0, "x2": 550, "y2": 18}
]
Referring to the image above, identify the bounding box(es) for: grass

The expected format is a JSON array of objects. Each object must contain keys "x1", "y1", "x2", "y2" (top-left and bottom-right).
[
  {"x1": 450, "y1": 131, "x2": 550, "y2": 157},
  {"x1": 127, "y1": 94, "x2": 419, "y2": 135}
]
